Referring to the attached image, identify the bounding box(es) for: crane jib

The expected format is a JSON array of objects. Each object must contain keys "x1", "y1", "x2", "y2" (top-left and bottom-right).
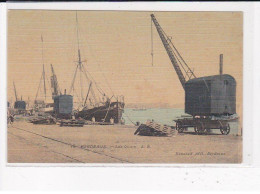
[{"x1": 150, "y1": 14, "x2": 195, "y2": 89}]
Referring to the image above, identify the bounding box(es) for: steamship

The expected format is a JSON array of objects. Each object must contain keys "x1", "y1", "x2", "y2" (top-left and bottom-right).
[{"x1": 71, "y1": 12, "x2": 125, "y2": 124}]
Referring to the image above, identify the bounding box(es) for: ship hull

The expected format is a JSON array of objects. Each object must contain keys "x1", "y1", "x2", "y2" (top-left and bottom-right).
[{"x1": 76, "y1": 102, "x2": 124, "y2": 124}]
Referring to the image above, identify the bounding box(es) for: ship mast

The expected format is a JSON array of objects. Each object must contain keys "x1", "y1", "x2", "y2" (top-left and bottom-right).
[
  {"x1": 69, "y1": 12, "x2": 97, "y2": 107},
  {"x1": 35, "y1": 35, "x2": 47, "y2": 102},
  {"x1": 76, "y1": 12, "x2": 84, "y2": 103},
  {"x1": 69, "y1": 12, "x2": 108, "y2": 109},
  {"x1": 13, "y1": 81, "x2": 18, "y2": 102},
  {"x1": 41, "y1": 35, "x2": 47, "y2": 100},
  {"x1": 76, "y1": 12, "x2": 82, "y2": 68},
  {"x1": 69, "y1": 12, "x2": 84, "y2": 103}
]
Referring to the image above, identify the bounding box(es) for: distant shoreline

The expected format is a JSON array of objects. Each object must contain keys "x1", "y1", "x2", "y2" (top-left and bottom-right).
[{"x1": 125, "y1": 107, "x2": 184, "y2": 110}]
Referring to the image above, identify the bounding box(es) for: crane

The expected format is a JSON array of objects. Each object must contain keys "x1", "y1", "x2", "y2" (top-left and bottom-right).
[
  {"x1": 50, "y1": 64, "x2": 61, "y2": 99},
  {"x1": 150, "y1": 14, "x2": 196, "y2": 89}
]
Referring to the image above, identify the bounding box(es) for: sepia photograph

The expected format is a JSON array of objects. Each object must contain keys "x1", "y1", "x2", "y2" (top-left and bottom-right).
[{"x1": 7, "y1": 10, "x2": 243, "y2": 163}]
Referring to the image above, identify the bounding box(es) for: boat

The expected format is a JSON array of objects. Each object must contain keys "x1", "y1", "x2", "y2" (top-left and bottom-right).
[
  {"x1": 71, "y1": 12, "x2": 125, "y2": 124},
  {"x1": 76, "y1": 99, "x2": 125, "y2": 124}
]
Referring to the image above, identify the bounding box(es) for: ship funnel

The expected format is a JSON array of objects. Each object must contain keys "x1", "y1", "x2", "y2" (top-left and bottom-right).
[{"x1": 219, "y1": 54, "x2": 223, "y2": 75}]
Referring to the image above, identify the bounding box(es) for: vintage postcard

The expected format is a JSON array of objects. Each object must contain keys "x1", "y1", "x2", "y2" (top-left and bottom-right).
[{"x1": 7, "y1": 10, "x2": 242, "y2": 163}]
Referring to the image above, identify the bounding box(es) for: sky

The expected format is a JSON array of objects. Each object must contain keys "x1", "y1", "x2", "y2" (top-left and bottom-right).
[{"x1": 8, "y1": 10, "x2": 242, "y2": 116}]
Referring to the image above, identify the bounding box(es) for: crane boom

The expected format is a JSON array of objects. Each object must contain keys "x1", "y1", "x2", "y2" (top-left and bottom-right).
[
  {"x1": 151, "y1": 14, "x2": 195, "y2": 89},
  {"x1": 50, "y1": 64, "x2": 60, "y2": 99}
]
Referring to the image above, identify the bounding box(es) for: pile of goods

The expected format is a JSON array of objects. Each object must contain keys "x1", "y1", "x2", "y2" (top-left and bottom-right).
[{"x1": 134, "y1": 120, "x2": 178, "y2": 137}]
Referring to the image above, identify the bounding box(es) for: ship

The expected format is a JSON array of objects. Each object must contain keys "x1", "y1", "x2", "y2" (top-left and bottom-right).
[
  {"x1": 71, "y1": 12, "x2": 125, "y2": 124},
  {"x1": 76, "y1": 99, "x2": 125, "y2": 124}
]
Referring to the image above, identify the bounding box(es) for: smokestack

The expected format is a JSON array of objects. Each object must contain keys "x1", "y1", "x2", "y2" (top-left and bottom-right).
[{"x1": 219, "y1": 54, "x2": 223, "y2": 75}]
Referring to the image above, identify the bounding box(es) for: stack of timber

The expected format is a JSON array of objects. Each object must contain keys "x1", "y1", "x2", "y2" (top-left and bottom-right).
[{"x1": 134, "y1": 120, "x2": 177, "y2": 137}]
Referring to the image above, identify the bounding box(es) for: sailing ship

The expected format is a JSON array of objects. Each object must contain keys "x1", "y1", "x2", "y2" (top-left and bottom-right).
[{"x1": 71, "y1": 12, "x2": 125, "y2": 124}]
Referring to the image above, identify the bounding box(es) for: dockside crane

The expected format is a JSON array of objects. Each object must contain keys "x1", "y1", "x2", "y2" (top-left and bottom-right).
[
  {"x1": 150, "y1": 14, "x2": 196, "y2": 89},
  {"x1": 151, "y1": 14, "x2": 237, "y2": 135},
  {"x1": 50, "y1": 64, "x2": 61, "y2": 99}
]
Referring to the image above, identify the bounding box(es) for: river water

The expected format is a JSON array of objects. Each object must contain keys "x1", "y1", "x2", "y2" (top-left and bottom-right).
[{"x1": 122, "y1": 108, "x2": 240, "y2": 135}]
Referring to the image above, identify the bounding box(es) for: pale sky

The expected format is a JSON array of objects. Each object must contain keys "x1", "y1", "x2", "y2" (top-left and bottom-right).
[{"x1": 8, "y1": 10, "x2": 242, "y2": 116}]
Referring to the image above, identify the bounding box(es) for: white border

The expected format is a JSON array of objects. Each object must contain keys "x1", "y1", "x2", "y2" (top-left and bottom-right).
[
  {"x1": 1, "y1": 2, "x2": 259, "y2": 190},
  {"x1": 253, "y1": 3, "x2": 260, "y2": 167}
]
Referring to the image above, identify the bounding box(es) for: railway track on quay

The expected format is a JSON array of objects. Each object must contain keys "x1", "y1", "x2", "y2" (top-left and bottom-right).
[{"x1": 8, "y1": 125, "x2": 132, "y2": 163}]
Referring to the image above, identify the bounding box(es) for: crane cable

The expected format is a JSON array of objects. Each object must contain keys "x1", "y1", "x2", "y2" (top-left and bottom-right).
[
  {"x1": 151, "y1": 15, "x2": 196, "y2": 81},
  {"x1": 160, "y1": 27, "x2": 196, "y2": 79},
  {"x1": 122, "y1": 112, "x2": 136, "y2": 126},
  {"x1": 151, "y1": 17, "x2": 187, "y2": 75}
]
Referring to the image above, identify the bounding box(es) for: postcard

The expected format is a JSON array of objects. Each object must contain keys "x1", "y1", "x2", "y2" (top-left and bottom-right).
[{"x1": 7, "y1": 10, "x2": 242, "y2": 163}]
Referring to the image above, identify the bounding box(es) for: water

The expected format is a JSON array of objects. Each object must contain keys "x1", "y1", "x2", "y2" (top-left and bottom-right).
[{"x1": 122, "y1": 108, "x2": 240, "y2": 135}]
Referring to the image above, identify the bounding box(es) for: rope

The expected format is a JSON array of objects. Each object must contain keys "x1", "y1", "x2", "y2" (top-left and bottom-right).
[
  {"x1": 79, "y1": 65, "x2": 84, "y2": 103},
  {"x1": 162, "y1": 29, "x2": 196, "y2": 79},
  {"x1": 69, "y1": 64, "x2": 79, "y2": 94},
  {"x1": 103, "y1": 100, "x2": 111, "y2": 122},
  {"x1": 35, "y1": 72, "x2": 43, "y2": 102},
  {"x1": 45, "y1": 66, "x2": 53, "y2": 98},
  {"x1": 82, "y1": 33, "x2": 115, "y2": 97},
  {"x1": 82, "y1": 65, "x2": 106, "y2": 97},
  {"x1": 122, "y1": 112, "x2": 136, "y2": 126},
  {"x1": 171, "y1": 46, "x2": 188, "y2": 77}
]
